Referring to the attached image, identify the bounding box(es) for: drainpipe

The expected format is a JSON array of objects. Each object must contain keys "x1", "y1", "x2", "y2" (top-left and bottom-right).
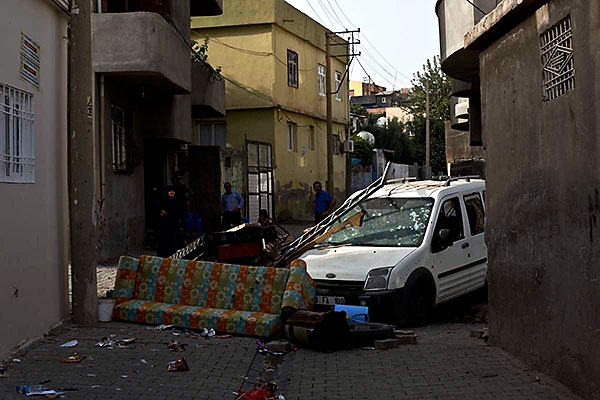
[
  {"x1": 99, "y1": 75, "x2": 105, "y2": 199},
  {"x1": 96, "y1": 0, "x2": 102, "y2": 13}
]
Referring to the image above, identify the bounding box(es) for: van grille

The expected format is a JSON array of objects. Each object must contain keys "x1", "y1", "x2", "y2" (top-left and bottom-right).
[{"x1": 314, "y1": 279, "x2": 365, "y2": 295}]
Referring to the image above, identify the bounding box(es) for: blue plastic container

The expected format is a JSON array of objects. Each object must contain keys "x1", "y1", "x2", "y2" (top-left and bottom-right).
[{"x1": 334, "y1": 304, "x2": 369, "y2": 323}]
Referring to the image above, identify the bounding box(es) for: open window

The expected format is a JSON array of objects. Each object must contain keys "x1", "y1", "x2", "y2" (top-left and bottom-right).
[{"x1": 432, "y1": 197, "x2": 464, "y2": 253}]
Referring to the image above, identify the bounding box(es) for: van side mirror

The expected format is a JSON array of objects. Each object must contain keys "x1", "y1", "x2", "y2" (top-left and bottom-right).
[{"x1": 438, "y1": 229, "x2": 453, "y2": 247}]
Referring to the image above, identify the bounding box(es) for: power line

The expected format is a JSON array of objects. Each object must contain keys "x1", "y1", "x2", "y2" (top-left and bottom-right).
[
  {"x1": 303, "y1": 0, "x2": 327, "y2": 26},
  {"x1": 315, "y1": 0, "x2": 339, "y2": 30},
  {"x1": 322, "y1": 0, "x2": 347, "y2": 29},
  {"x1": 328, "y1": 0, "x2": 414, "y2": 84},
  {"x1": 355, "y1": 57, "x2": 386, "y2": 95},
  {"x1": 361, "y1": 47, "x2": 411, "y2": 88},
  {"x1": 220, "y1": 74, "x2": 274, "y2": 105}
]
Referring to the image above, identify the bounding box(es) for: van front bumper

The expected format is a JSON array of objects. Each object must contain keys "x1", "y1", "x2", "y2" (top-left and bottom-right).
[{"x1": 313, "y1": 280, "x2": 406, "y2": 323}]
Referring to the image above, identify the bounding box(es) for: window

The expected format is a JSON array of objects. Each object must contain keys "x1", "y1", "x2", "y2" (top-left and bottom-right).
[
  {"x1": 197, "y1": 122, "x2": 226, "y2": 147},
  {"x1": 287, "y1": 50, "x2": 298, "y2": 88},
  {"x1": 0, "y1": 84, "x2": 35, "y2": 183},
  {"x1": 317, "y1": 65, "x2": 326, "y2": 96},
  {"x1": 464, "y1": 193, "x2": 485, "y2": 235},
  {"x1": 286, "y1": 122, "x2": 297, "y2": 152},
  {"x1": 381, "y1": 97, "x2": 387, "y2": 104},
  {"x1": 432, "y1": 197, "x2": 465, "y2": 252},
  {"x1": 335, "y1": 71, "x2": 343, "y2": 101},
  {"x1": 111, "y1": 104, "x2": 134, "y2": 173},
  {"x1": 308, "y1": 126, "x2": 315, "y2": 151},
  {"x1": 540, "y1": 15, "x2": 574, "y2": 101}
]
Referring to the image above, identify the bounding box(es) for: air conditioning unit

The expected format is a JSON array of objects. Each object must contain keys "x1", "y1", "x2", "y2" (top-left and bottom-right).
[{"x1": 342, "y1": 140, "x2": 355, "y2": 153}]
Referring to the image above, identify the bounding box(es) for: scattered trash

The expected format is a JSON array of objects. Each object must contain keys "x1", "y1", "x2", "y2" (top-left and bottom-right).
[
  {"x1": 86, "y1": 374, "x2": 96, "y2": 377},
  {"x1": 95, "y1": 336, "x2": 136, "y2": 348},
  {"x1": 140, "y1": 359, "x2": 148, "y2": 364},
  {"x1": 536, "y1": 376, "x2": 541, "y2": 382},
  {"x1": 394, "y1": 330, "x2": 414, "y2": 336},
  {"x1": 60, "y1": 340, "x2": 78, "y2": 348},
  {"x1": 38, "y1": 379, "x2": 50, "y2": 385},
  {"x1": 121, "y1": 375, "x2": 128, "y2": 378},
  {"x1": 155, "y1": 324, "x2": 174, "y2": 331},
  {"x1": 361, "y1": 347, "x2": 376, "y2": 350},
  {"x1": 215, "y1": 334, "x2": 233, "y2": 339},
  {"x1": 12, "y1": 358, "x2": 21, "y2": 363},
  {"x1": 200, "y1": 328, "x2": 216, "y2": 338},
  {"x1": 168, "y1": 339, "x2": 186, "y2": 352},
  {"x1": 16, "y1": 385, "x2": 64, "y2": 397},
  {"x1": 470, "y1": 328, "x2": 489, "y2": 341},
  {"x1": 172, "y1": 330, "x2": 184, "y2": 336},
  {"x1": 0, "y1": 363, "x2": 8, "y2": 378},
  {"x1": 257, "y1": 340, "x2": 283, "y2": 356},
  {"x1": 235, "y1": 387, "x2": 273, "y2": 400},
  {"x1": 91, "y1": 385, "x2": 100, "y2": 388},
  {"x1": 167, "y1": 357, "x2": 190, "y2": 372},
  {"x1": 116, "y1": 387, "x2": 122, "y2": 391},
  {"x1": 60, "y1": 353, "x2": 85, "y2": 363},
  {"x1": 374, "y1": 338, "x2": 402, "y2": 350}
]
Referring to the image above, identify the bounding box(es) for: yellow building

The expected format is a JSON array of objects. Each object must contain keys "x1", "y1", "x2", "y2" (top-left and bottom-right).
[{"x1": 191, "y1": 0, "x2": 350, "y2": 221}]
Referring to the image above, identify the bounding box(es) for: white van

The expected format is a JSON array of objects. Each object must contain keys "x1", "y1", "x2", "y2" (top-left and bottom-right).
[{"x1": 299, "y1": 178, "x2": 487, "y2": 325}]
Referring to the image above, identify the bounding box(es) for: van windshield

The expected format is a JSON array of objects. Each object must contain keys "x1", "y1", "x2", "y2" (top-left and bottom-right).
[{"x1": 322, "y1": 197, "x2": 434, "y2": 247}]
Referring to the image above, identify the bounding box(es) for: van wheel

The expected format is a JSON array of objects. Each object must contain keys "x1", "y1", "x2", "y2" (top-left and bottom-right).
[{"x1": 406, "y1": 280, "x2": 433, "y2": 327}]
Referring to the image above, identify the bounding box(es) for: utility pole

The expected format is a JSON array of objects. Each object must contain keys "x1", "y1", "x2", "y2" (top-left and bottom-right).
[
  {"x1": 425, "y1": 79, "x2": 431, "y2": 177},
  {"x1": 68, "y1": 0, "x2": 98, "y2": 324},
  {"x1": 325, "y1": 29, "x2": 360, "y2": 195},
  {"x1": 326, "y1": 33, "x2": 333, "y2": 193}
]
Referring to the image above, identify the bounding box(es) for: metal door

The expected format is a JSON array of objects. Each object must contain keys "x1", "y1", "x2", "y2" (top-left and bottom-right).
[{"x1": 246, "y1": 141, "x2": 274, "y2": 222}]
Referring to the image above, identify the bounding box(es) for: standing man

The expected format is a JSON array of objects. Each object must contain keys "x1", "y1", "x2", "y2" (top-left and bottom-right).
[
  {"x1": 313, "y1": 181, "x2": 336, "y2": 225},
  {"x1": 221, "y1": 181, "x2": 244, "y2": 229}
]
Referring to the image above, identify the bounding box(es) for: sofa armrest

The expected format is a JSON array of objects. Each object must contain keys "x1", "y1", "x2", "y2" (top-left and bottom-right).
[
  {"x1": 113, "y1": 256, "x2": 140, "y2": 300},
  {"x1": 282, "y1": 259, "x2": 317, "y2": 311}
]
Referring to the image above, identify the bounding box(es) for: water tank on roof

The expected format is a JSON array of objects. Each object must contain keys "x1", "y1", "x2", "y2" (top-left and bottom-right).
[{"x1": 356, "y1": 131, "x2": 375, "y2": 145}]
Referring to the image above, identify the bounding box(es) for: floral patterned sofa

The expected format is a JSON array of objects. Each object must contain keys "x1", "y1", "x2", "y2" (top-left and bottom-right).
[{"x1": 112, "y1": 256, "x2": 315, "y2": 337}]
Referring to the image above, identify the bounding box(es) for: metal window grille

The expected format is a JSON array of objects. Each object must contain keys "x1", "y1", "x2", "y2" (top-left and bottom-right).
[
  {"x1": 246, "y1": 141, "x2": 274, "y2": 223},
  {"x1": 287, "y1": 50, "x2": 298, "y2": 88},
  {"x1": 318, "y1": 65, "x2": 326, "y2": 96},
  {"x1": 540, "y1": 15, "x2": 575, "y2": 101},
  {"x1": 335, "y1": 71, "x2": 342, "y2": 100},
  {"x1": 111, "y1": 104, "x2": 134, "y2": 173},
  {"x1": 0, "y1": 83, "x2": 35, "y2": 183}
]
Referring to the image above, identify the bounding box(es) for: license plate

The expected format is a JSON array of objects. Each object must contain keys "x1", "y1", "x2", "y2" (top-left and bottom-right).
[{"x1": 313, "y1": 296, "x2": 345, "y2": 305}]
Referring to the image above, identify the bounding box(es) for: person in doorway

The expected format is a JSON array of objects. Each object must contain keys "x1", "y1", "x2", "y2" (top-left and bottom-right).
[
  {"x1": 157, "y1": 185, "x2": 180, "y2": 257},
  {"x1": 258, "y1": 208, "x2": 272, "y2": 227},
  {"x1": 172, "y1": 171, "x2": 192, "y2": 242},
  {"x1": 221, "y1": 181, "x2": 244, "y2": 230},
  {"x1": 313, "y1": 181, "x2": 336, "y2": 225}
]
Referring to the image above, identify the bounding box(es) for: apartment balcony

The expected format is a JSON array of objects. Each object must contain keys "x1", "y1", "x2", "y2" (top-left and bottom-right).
[
  {"x1": 436, "y1": 0, "x2": 498, "y2": 82},
  {"x1": 191, "y1": 0, "x2": 223, "y2": 16},
  {"x1": 191, "y1": 62, "x2": 225, "y2": 118},
  {"x1": 92, "y1": 11, "x2": 191, "y2": 94}
]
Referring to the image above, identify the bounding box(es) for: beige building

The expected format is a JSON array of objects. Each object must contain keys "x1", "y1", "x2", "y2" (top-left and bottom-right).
[
  {"x1": 191, "y1": 0, "x2": 350, "y2": 221},
  {"x1": 0, "y1": 0, "x2": 70, "y2": 357}
]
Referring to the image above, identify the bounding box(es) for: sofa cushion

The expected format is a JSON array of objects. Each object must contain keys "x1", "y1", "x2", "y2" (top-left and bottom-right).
[
  {"x1": 114, "y1": 299, "x2": 281, "y2": 337},
  {"x1": 130, "y1": 256, "x2": 290, "y2": 313}
]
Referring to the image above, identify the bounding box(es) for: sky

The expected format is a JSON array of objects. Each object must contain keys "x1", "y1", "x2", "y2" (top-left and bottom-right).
[{"x1": 285, "y1": 0, "x2": 440, "y2": 90}]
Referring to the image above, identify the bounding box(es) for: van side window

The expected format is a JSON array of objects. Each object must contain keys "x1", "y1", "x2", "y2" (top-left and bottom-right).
[
  {"x1": 432, "y1": 197, "x2": 464, "y2": 252},
  {"x1": 464, "y1": 193, "x2": 485, "y2": 235}
]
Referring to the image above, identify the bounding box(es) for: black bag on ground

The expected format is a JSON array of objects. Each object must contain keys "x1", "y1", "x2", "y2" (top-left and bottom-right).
[{"x1": 284, "y1": 310, "x2": 350, "y2": 352}]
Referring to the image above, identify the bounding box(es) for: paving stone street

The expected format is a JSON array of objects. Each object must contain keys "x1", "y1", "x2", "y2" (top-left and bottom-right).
[{"x1": 1, "y1": 291, "x2": 581, "y2": 400}]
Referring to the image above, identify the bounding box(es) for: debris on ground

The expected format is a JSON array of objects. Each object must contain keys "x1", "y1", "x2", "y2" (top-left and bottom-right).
[
  {"x1": 60, "y1": 340, "x2": 78, "y2": 348},
  {"x1": 16, "y1": 385, "x2": 64, "y2": 396},
  {"x1": 167, "y1": 339, "x2": 185, "y2": 352},
  {"x1": 470, "y1": 327, "x2": 489, "y2": 341},
  {"x1": 257, "y1": 340, "x2": 283, "y2": 356},
  {"x1": 200, "y1": 328, "x2": 216, "y2": 338},
  {"x1": 0, "y1": 362, "x2": 7, "y2": 378},
  {"x1": 167, "y1": 357, "x2": 190, "y2": 372},
  {"x1": 60, "y1": 353, "x2": 85, "y2": 363},
  {"x1": 264, "y1": 340, "x2": 294, "y2": 353},
  {"x1": 95, "y1": 336, "x2": 136, "y2": 348}
]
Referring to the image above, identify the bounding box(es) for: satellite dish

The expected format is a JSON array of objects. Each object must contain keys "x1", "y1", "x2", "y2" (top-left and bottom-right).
[
  {"x1": 356, "y1": 131, "x2": 375, "y2": 145},
  {"x1": 376, "y1": 116, "x2": 387, "y2": 128}
]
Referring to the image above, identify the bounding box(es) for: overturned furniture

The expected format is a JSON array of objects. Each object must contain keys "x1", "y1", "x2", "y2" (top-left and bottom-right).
[{"x1": 112, "y1": 256, "x2": 315, "y2": 337}]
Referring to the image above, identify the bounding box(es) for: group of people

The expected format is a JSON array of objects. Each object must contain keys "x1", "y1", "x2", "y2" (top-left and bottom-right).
[{"x1": 156, "y1": 177, "x2": 336, "y2": 257}]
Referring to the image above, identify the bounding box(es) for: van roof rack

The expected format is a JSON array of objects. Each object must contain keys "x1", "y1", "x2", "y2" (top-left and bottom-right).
[{"x1": 444, "y1": 175, "x2": 481, "y2": 186}]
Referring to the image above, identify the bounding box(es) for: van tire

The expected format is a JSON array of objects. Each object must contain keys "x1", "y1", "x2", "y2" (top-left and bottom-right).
[
  {"x1": 348, "y1": 322, "x2": 394, "y2": 347},
  {"x1": 406, "y1": 280, "x2": 433, "y2": 327}
]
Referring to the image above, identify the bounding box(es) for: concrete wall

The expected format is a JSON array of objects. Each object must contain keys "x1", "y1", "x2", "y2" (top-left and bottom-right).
[
  {"x1": 98, "y1": 78, "x2": 146, "y2": 262},
  {"x1": 445, "y1": 120, "x2": 485, "y2": 162},
  {"x1": 93, "y1": 12, "x2": 191, "y2": 93},
  {"x1": 0, "y1": 0, "x2": 69, "y2": 357},
  {"x1": 480, "y1": 1, "x2": 600, "y2": 397}
]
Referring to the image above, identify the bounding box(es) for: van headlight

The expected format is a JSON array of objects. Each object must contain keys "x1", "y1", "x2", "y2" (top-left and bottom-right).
[{"x1": 364, "y1": 267, "x2": 392, "y2": 291}]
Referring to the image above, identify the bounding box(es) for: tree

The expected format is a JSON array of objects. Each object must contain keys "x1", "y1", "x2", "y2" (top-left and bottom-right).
[
  {"x1": 362, "y1": 113, "x2": 414, "y2": 165},
  {"x1": 404, "y1": 56, "x2": 451, "y2": 175}
]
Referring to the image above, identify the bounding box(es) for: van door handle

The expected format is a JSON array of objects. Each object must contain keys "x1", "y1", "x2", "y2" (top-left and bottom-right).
[{"x1": 461, "y1": 242, "x2": 470, "y2": 249}]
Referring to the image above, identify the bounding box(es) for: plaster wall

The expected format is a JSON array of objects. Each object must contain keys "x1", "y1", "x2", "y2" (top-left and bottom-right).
[
  {"x1": 480, "y1": 1, "x2": 600, "y2": 397},
  {"x1": 98, "y1": 79, "x2": 146, "y2": 262},
  {"x1": 0, "y1": 0, "x2": 69, "y2": 357}
]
